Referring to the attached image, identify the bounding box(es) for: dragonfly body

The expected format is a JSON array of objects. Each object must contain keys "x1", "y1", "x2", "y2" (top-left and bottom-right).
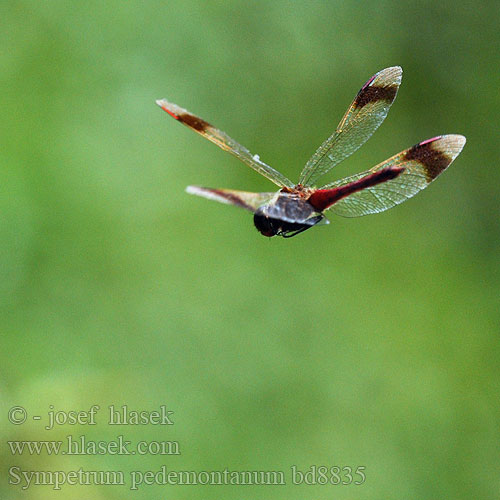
[
  {"x1": 253, "y1": 164, "x2": 405, "y2": 237},
  {"x1": 253, "y1": 190, "x2": 324, "y2": 238},
  {"x1": 157, "y1": 66, "x2": 465, "y2": 238}
]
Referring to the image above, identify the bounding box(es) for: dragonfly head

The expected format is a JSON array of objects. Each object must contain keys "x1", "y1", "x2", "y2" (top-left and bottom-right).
[
  {"x1": 253, "y1": 208, "x2": 325, "y2": 238},
  {"x1": 253, "y1": 212, "x2": 281, "y2": 237}
]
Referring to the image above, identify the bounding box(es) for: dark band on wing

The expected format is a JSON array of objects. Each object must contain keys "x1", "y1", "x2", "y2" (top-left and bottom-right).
[
  {"x1": 177, "y1": 112, "x2": 211, "y2": 132},
  {"x1": 308, "y1": 166, "x2": 405, "y2": 212},
  {"x1": 354, "y1": 84, "x2": 399, "y2": 109},
  {"x1": 159, "y1": 105, "x2": 210, "y2": 132},
  {"x1": 209, "y1": 189, "x2": 254, "y2": 210},
  {"x1": 404, "y1": 136, "x2": 450, "y2": 182}
]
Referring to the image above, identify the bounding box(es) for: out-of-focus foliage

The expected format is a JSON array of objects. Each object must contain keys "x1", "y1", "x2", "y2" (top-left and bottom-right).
[{"x1": 1, "y1": 1, "x2": 498, "y2": 499}]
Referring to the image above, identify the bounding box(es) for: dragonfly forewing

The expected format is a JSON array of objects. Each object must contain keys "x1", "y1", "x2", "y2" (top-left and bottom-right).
[
  {"x1": 299, "y1": 66, "x2": 402, "y2": 186},
  {"x1": 157, "y1": 99, "x2": 294, "y2": 189}
]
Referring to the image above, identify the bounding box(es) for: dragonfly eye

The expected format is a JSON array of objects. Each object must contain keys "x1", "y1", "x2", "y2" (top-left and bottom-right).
[{"x1": 253, "y1": 213, "x2": 280, "y2": 237}]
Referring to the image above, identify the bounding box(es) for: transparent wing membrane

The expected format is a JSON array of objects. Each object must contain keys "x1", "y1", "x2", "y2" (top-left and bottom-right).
[
  {"x1": 157, "y1": 99, "x2": 294, "y2": 188},
  {"x1": 299, "y1": 66, "x2": 402, "y2": 186},
  {"x1": 321, "y1": 135, "x2": 466, "y2": 217}
]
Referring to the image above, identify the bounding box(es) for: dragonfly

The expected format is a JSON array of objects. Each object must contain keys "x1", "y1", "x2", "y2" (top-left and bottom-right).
[{"x1": 156, "y1": 66, "x2": 465, "y2": 238}]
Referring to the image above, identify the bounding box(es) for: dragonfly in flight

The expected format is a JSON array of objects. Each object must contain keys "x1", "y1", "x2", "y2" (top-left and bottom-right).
[{"x1": 157, "y1": 66, "x2": 465, "y2": 238}]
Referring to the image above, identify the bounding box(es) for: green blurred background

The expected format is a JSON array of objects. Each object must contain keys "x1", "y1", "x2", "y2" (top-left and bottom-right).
[{"x1": 1, "y1": 1, "x2": 499, "y2": 499}]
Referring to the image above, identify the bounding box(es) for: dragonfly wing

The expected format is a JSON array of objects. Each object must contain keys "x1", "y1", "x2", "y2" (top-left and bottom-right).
[
  {"x1": 186, "y1": 186, "x2": 276, "y2": 212},
  {"x1": 320, "y1": 135, "x2": 466, "y2": 217},
  {"x1": 299, "y1": 66, "x2": 402, "y2": 186},
  {"x1": 157, "y1": 99, "x2": 294, "y2": 189},
  {"x1": 308, "y1": 166, "x2": 405, "y2": 212}
]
